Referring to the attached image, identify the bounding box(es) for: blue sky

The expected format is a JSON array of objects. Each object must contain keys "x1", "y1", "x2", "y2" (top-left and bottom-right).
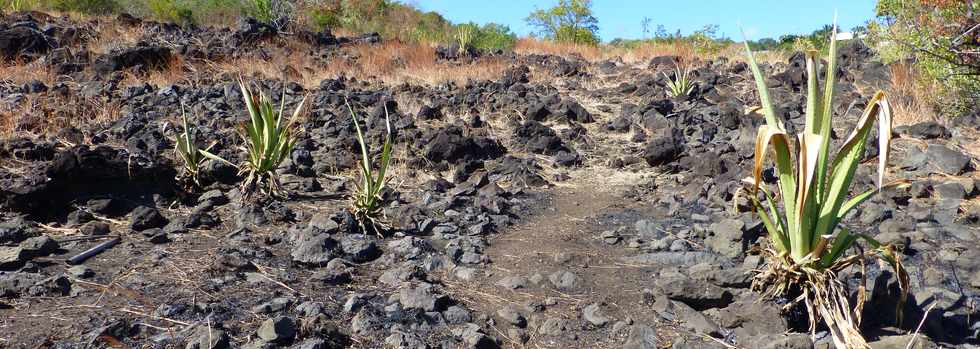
[{"x1": 412, "y1": 1, "x2": 878, "y2": 41}]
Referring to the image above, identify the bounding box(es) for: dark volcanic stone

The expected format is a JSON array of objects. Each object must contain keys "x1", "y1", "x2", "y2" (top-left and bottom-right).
[
  {"x1": 339, "y1": 235, "x2": 381, "y2": 263},
  {"x1": 257, "y1": 316, "x2": 296, "y2": 343},
  {"x1": 291, "y1": 235, "x2": 340, "y2": 266},
  {"x1": 514, "y1": 121, "x2": 568, "y2": 155},
  {"x1": 130, "y1": 206, "x2": 167, "y2": 231},
  {"x1": 926, "y1": 144, "x2": 970, "y2": 175},
  {"x1": 422, "y1": 126, "x2": 505, "y2": 166},
  {"x1": 642, "y1": 128, "x2": 684, "y2": 166},
  {"x1": 655, "y1": 273, "x2": 734, "y2": 310},
  {"x1": 399, "y1": 282, "x2": 448, "y2": 312},
  {"x1": 0, "y1": 271, "x2": 44, "y2": 297},
  {"x1": 899, "y1": 121, "x2": 949, "y2": 139},
  {"x1": 93, "y1": 44, "x2": 172, "y2": 74},
  {"x1": 0, "y1": 26, "x2": 50, "y2": 60}
]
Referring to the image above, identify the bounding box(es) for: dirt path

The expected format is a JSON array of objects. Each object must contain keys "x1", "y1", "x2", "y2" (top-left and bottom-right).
[{"x1": 443, "y1": 168, "x2": 695, "y2": 348}]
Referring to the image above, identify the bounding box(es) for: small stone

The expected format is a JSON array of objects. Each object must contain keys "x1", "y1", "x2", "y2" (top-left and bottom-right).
[
  {"x1": 548, "y1": 270, "x2": 578, "y2": 291},
  {"x1": 537, "y1": 317, "x2": 567, "y2": 336},
  {"x1": 926, "y1": 144, "x2": 970, "y2": 175},
  {"x1": 399, "y1": 282, "x2": 447, "y2": 312},
  {"x1": 495, "y1": 276, "x2": 528, "y2": 290},
  {"x1": 251, "y1": 297, "x2": 293, "y2": 314},
  {"x1": 339, "y1": 235, "x2": 380, "y2": 263},
  {"x1": 623, "y1": 324, "x2": 658, "y2": 349},
  {"x1": 81, "y1": 221, "x2": 110, "y2": 236},
  {"x1": 442, "y1": 305, "x2": 472, "y2": 324},
  {"x1": 295, "y1": 301, "x2": 324, "y2": 317},
  {"x1": 600, "y1": 230, "x2": 621, "y2": 244},
  {"x1": 130, "y1": 206, "x2": 167, "y2": 231},
  {"x1": 291, "y1": 235, "x2": 339, "y2": 266},
  {"x1": 934, "y1": 182, "x2": 967, "y2": 200},
  {"x1": 583, "y1": 303, "x2": 610, "y2": 327},
  {"x1": 256, "y1": 316, "x2": 295, "y2": 343},
  {"x1": 496, "y1": 306, "x2": 527, "y2": 328},
  {"x1": 185, "y1": 326, "x2": 230, "y2": 349},
  {"x1": 67, "y1": 265, "x2": 93, "y2": 278}
]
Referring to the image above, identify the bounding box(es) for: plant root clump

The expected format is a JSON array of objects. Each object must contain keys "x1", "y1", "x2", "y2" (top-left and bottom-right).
[{"x1": 752, "y1": 246, "x2": 910, "y2": 349}]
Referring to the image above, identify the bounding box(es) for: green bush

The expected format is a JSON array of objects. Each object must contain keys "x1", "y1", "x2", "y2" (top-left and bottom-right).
[
  {"x1": 471, "y1": 23, "x2": 517, "y2": 51},
  {"x1": 146, "y1": 0, "x2": 194, "y2": 25},
  {"x1": 47, "y1": 0, "x2": 118, "y2": 14},
  {"x1": 869, "y1": 0, "x2": 980, "y2": 117}
]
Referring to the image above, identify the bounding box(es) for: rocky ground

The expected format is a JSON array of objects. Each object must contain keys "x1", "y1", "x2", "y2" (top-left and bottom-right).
[{"x1": 1, "y1": 11, "x2": 980, "y2": 349}]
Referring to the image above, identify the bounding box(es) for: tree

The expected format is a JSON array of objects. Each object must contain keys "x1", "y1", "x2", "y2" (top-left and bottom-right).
[
  {"x1": 525, "y1": 0, "x2": 600, "y2": 45},
  {"x1": 869, "y1": 0, "x2": 979, "y2": 115},
  {"x1": 641, "y1": 17, "x2": 651, "y2": 39}
]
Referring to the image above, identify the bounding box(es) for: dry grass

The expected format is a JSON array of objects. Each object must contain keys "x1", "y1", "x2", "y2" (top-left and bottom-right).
[
  {"x1": 0, "y1": 60, "x2": 56, "y2": 86},
  {"x1": 212, "y1": 40, "x2": 508, "y2": 87},
  {"x1": 88, "y1": 19, "x2": 147, "y2": 55},
  {"x1": 888, "y1": 62, "x2": 940, "y2": 126},
  {"x1": 514, "y1": 37, "x2": 698, "y2": 64},
  {"x1": 0, "y1": 92, "x2": 120, "y2": 141},
  {"x1": 717, "y1": 44, "x2": 791, "y2": 66}
]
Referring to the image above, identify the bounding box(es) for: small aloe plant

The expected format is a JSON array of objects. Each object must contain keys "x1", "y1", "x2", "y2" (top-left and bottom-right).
[
  {"x1": 347, "y1": 101, "x2": 393, "y2": 236},
  {"x1": 201, "y1": 77, "x2": 308, "y2": 199},
  {"x1": 664, "y1": 64, "x2": 694, "y2": 98},
  {"x1": 742, "y1": 21, "x2": 910, "y2": 348},
  {"x1": 173, "y1": 105, "x2": 215, "y2": 187}
]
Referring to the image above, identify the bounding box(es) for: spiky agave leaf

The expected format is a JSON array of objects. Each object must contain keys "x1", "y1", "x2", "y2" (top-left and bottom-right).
[
  {"x1": 232, "y1": 77, "x2": 307, "y2": 198},
  {"x1": 347, "y1": 100, "x2": 394, "y2": 236}
]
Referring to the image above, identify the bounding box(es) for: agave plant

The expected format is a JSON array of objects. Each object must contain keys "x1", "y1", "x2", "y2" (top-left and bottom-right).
[
  {"x1": 663, "y1": 64, "x2": 694, "y2": 98},
  {"x1": 202, "y1": 77, "x2": 307, "y2": 199},
  {"x1": 743, "y1": 23, "x2": 910, "y2": 348},
  {"x1": 347, "y1": 101, "x2": 393, "y2": 236},
  {"x1": 455, "y1": 23, "x2": 476, "y2": 56},
  {"x1": 173, "y1": 105, "x2": 215, "y2": 187}
]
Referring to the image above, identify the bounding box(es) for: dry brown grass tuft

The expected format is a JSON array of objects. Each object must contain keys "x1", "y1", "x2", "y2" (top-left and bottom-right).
[
  {"x1": 0, "y1": 60, "x2": 56, "y2": 86},
  {"x1": 0, "y1": 92, "x2": 120, "y2": 141},
  {"x1": 888, "y1": 62, "x2": 939, "y2": 126},
  {"x1": 89, "y1": 19, "x2": 146, "y2": 55},
  {"x1": 514, "y1": 37, "x2": 698, "y2": 64},
  {"x1": 213, "y1": 40, "x2": 507, "y2": 87},
  {"x1": 717, "y1": 44, "x2": 790, "y2": 65}
]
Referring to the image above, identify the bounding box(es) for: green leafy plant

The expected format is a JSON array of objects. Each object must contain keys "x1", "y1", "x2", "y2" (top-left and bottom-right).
[
  {"x1": 147, "y1": 0, "x2": 195, "y2": 25},
  {"x1": 173, "y1": 105, "x2": 215, "y2": 187},
  {"x1": 347, "y1": 101, "x2": 393, "y2": 236},
  {"x1": 470, "y1": 23, "x2": 517, "y2": 52},
  {"x1": 5, "y1": 0, "x2": 37, "y2": 12},
  {"x1": 248, "y1": 0, "x2": 291, "y2": 24},
  {"x1": 663, "y1": 64, "x2": 694, "y2": 98},
  {"x1": 742, "y1": 22, "x2": 910, "y2": 348},
  {"x1": 47, "y1": 0, "x2": 118, "y2": 14},
  {"x1": 202, "y1": 77, "x2": 307, "y2": 199}
]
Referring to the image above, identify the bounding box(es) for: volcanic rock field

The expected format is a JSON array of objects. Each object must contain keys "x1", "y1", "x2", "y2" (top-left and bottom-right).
[{"x1": 1, "y1": 10, "x2": 979, "y2": 349}]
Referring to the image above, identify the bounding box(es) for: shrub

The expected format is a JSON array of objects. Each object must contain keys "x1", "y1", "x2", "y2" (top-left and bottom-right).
[
  {"x1": 742, "y1": 23, "x2": 910, "y2": 348},
  {"x1": 146, "y1": 0, "x2": 194, "y2": 25},
  {"x1": 5, "y1": 0, "x2": 39, "y2": 11},
  {"x1": 347, "y1": 101, "x2": 392, "y2": 236},
  {"x1": 47, "y1": 0, "x2": 118, "y2": 14},
  {"x1": 471, "y1": 23, "x2": 517, "y2": 52}
]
